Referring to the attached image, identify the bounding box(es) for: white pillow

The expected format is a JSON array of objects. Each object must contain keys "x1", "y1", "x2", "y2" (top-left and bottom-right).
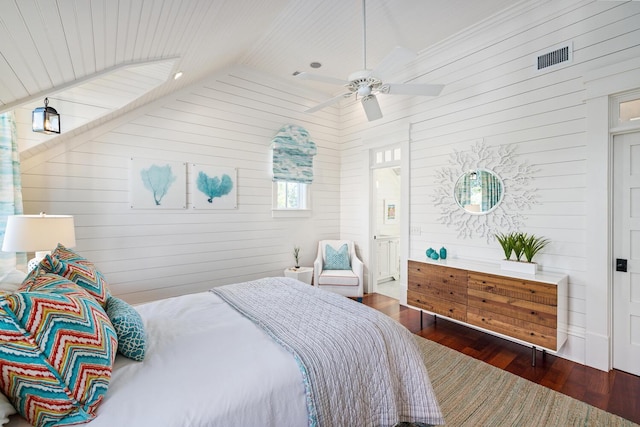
[
  {"x1": 0, "y1": 269, "x2": 27, "y2": 292},
  {"x1": 0, "y1": 393, "x2": 16, "y2": 425}
]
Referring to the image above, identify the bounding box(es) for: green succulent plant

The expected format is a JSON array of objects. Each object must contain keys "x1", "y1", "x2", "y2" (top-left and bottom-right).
[
  {"x1": 520, "y1": 233, "x2": 550, "y2": 263},
  {"x1": 495, "y1": 232, "x2": 549, "y2": 263},
  {"x1": 495, "y1": 232, "x2": 514, "y2": 260}
]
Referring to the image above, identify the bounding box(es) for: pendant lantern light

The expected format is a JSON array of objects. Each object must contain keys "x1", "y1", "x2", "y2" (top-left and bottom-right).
[{"x1": 32, "y1": 97, "x2": 60, "y2": 134}]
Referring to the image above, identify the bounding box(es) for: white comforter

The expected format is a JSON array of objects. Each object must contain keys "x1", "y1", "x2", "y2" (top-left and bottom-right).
[
  {"x1": 8, "y1": 278, "x2": 443, "y2": 427},
  {"x1": 8, "y1": 291, "x2": 308, "y2": 427}
]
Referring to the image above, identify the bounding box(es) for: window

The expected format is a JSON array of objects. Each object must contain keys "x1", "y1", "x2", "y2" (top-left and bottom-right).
[
  {"x1": 270, "y1": 124, "x2": 316, "y2": 217},
  {"x1": 275, "y1": 181, "x2": 308, "y2": 209},
  {"x1": 619, "y1": 98, "x2": 640, "y2": 124},
  {"x1": 272, "y1": 181, "x2": 311, "y2": 217}
]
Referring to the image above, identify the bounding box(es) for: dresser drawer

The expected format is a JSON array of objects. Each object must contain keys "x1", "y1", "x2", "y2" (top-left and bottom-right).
[
  {"x1": 467, "y1": 287, "x2": 557, "y2": 328},
  {"x1": 407, "y1": 290, "x2": 467, "y2": 322},
  {"x1": 468, "y1": 272, "x2": 557, "y2": 306},
  {"x1": 408, "y1": 261, "x2": 467, "y2": 304},
  {"x1": 467, "y1": 306, "x2": 557, "y2": 350}
]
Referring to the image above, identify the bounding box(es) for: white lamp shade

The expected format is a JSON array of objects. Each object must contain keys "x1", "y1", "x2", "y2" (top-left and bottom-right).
[{"x1": 2, "y1": 214, "x2": 76, "y2": 253}]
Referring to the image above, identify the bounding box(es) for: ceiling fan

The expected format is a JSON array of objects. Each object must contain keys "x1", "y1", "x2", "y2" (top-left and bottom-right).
[{"x1": 297, "y1": 0, "x2": 444, "y2": 121}]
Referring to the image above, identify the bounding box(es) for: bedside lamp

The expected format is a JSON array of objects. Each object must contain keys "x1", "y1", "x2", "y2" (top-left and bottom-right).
[{"x1": 2, "y1": 213, "x2": 76, "y2": 272}]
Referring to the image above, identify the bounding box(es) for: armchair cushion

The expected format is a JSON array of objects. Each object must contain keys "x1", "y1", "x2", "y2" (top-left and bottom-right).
[
  {"x1": 317, "y1": 270, "x2": 359, "y2": 286},
  {"x1": 323, "y1": 244, "x2": 351, "y2": 270}
]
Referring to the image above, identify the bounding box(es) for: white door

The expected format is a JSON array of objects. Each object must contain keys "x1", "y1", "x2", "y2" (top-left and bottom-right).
[
  {"x1": 377, "y1": 240, "x2": 390, "y2": 280},
  {"x1": 613, "y1": 131, "x2": 640, "y2": 376}
]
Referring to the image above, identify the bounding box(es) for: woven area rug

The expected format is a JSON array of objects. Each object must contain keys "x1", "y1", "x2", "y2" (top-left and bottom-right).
[{"x1": 415, "y1": 336, "x2": 639, "y2": 426}]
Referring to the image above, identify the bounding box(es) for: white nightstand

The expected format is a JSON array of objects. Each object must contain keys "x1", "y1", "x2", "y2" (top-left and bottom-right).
[{"x1": 284, "y1": 267, "x2": 313, "y2": 285}]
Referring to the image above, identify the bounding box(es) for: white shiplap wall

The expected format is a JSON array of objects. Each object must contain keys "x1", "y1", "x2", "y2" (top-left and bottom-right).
[
  {"x1": 338, "y1": 0, "x2": 640, "y2": 366},
  {"x1": 20, "y1": 66, "x2": 341, "y2": 304}
]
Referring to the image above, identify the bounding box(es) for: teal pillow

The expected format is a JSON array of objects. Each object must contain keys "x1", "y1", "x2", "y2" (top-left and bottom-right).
[
  {"x1": 324, "y1": 244, "x2": 351, "y2": 270},
  {"x1": 105, "y1": 297, "x2": 147, "y2": 361}
]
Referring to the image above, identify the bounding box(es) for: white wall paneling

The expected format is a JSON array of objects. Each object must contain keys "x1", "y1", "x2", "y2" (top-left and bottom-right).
[
  {"x1": 18, "y1": 0, "x2": 640, "y2": 370},
  {"x1": 21, "y1": 66, "x2": 341, "y2": 304},
  {"x1": 338, "y1": 0, "x2": 640, "y2": 368}
]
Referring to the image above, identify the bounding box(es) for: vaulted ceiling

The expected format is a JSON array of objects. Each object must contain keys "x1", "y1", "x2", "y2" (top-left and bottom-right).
[{"x1": 0, "y1": 0, "x2": 516, "y2": 152}]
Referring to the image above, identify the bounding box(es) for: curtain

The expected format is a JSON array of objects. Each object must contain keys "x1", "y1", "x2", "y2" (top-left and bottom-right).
[
  {"x1": 481, "y1": 171, "x2": 501, "y2": 211},
  {"x1": 456, "y1": 173, "x2": 472, "y2": 208},
  {"x1": 0, "y1": 112, "x2": 25, "y2": 273},
  {"x1": 271, "y1": 124, "x2": 317, "y2": 184}
]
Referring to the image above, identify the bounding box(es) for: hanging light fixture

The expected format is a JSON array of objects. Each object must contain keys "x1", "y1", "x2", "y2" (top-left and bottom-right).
[{"x1": 32, "y1": 97, "x2": 60, "y2": 134}]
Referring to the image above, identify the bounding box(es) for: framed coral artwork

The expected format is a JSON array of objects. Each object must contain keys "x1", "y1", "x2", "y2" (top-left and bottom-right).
[
  {"x1": 129, "y1": 158, "x2": 187, "y2": 209},
  {"x1": 191, "y1": 164, "x2": 237, "y2": 209}
]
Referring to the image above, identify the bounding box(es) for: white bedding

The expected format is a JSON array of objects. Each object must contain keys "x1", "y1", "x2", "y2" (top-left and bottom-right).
[{"x1": 8, "y1": 291, "x2": 308, "y2": 427}]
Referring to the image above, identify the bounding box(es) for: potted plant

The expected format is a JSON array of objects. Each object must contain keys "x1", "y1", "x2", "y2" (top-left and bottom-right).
[
  {"x1": 521, "y1": 233, "x2": 550, "y2": 263},
  {"x1": 293, "y1": 246, "x2": 301, "y2": 269},
  {"x1": 495, "y1": 232, "x2": 514, "y2": 260},
  {"x1": 496, "y1": 232, "x2": 549, "y2": 274}
]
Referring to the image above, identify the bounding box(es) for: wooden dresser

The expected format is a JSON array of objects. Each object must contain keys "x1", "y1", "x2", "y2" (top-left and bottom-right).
[{"x1": 408, "y1": 259, "x2": 568, "y2": 356}]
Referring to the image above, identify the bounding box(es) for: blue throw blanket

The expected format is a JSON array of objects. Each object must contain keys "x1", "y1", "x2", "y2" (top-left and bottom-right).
[{"x1": 211, "y1": 277, "x2": 444, "y2": 427}]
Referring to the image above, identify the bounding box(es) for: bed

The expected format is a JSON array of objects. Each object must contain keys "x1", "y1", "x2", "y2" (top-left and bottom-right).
[{"x1": 4, "y1": 275, "x2": 443, "y2": 427}]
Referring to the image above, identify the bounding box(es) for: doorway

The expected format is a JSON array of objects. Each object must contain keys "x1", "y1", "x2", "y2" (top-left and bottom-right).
[
  {"x1": 613, "y1": 131, "x2": 640, "y2": 376},
  {"x1": 369, "y1": 145, "x2": 402, "y2": 300},
  {"x1": 373, "y1": 167, "x2": 401, "y2": 299}
]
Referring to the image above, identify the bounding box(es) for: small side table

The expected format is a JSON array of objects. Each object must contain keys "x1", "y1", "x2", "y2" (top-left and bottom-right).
[{"x1": 284, "y1": 267, "x2": 313, "y2": 285}]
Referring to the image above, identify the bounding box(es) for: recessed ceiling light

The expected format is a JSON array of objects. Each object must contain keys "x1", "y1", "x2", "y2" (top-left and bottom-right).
[
  {"x1": 292, "y1": 71, "x2": 301, "y2": 76},
  {"x1": 173, "y1": 71, "x2": 183, "y2": 80},
  {"x1": 310, "y1": 62, "x2": 322, "y2": 69}
]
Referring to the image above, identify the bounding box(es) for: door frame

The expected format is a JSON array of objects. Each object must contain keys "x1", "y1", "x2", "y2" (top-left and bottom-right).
[
  {"x1": 585, "y1": 57, "x2": 640, "y2": 371},
  {"x1": 363, "y1": 126, "x2": 410, "y2": 304}
]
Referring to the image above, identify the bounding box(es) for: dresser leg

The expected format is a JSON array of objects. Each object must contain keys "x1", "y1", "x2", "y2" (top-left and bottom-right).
[{"x1": 532, "y1": 346, "x2": 536, "y2": 367}]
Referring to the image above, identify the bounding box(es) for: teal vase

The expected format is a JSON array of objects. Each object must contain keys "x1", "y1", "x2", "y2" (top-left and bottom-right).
[{"x1": 439, "y1": 247, "x2": 447, "y2": 260}]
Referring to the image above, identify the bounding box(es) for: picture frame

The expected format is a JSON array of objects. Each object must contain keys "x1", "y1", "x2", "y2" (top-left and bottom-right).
[
  {"x1": 129, "y1": 158, "x2": 187, "y2": 209},
  {"x1": 191, "y1": 164, "x2": 237, "y2": 209},
  {"x1": 384, "y1": 199, "x2": 398, "y2": 224}
]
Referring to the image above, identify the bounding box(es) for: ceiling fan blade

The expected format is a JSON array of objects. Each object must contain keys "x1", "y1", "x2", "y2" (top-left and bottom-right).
[
  {"x1": 380, "y1": 83, "x2": 444, "y2": 97},
  {"x1": 371, "y1": 46, "x2": 417, "y2": 81},
  {"x1": 295, "y1": 72, "x2": 348, "y2": 86},
  {"x1": 361, "y1": 95, "x2": 383, "y2": 121},
  {"x1": 305, "y1": 92, "x2": 353, "y2": 113}
]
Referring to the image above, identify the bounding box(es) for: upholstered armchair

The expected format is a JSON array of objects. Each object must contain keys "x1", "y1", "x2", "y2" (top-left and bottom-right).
[{"x1": 313, "y1": 240, "x2": 364, "y2": 301}]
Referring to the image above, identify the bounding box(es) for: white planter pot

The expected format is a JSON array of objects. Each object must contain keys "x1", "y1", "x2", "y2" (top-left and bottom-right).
[{"x1": 500, "y1": 260, "x2": 537, "y2": 275}]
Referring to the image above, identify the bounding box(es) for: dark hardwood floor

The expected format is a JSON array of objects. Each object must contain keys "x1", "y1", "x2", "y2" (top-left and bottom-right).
[{"x1": 362, "y1": 293, "x2": 640, "y2": 425}]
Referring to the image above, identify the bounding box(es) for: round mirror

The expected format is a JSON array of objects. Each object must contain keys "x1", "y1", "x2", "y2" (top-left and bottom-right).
[{"x1": 454, "y1": 169, "x2": 504, "y2": 214}]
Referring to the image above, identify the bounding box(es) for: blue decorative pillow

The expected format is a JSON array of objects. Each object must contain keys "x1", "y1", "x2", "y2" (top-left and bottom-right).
[
  {"x1": 324, "y1": 244, "x2": 351, "y2": 270},
  {"x1": 105, "y1": 296, "x2": 147, "y2": 361}
]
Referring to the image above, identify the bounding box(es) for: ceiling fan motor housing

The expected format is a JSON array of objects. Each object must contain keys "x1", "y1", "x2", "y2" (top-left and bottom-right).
[{"x1": 347, "y1": 70, "x2": 382, "y2": 95}]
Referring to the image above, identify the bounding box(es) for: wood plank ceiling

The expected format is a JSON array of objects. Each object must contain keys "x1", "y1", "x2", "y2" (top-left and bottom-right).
[{"x1": 0, "y1": 0, "x2": 516, "y2": 153}]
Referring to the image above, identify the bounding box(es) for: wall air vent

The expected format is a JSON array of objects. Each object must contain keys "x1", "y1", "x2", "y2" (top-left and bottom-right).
[{"x1": 536, "y1": 43, "x2": 572, "y2": 71}]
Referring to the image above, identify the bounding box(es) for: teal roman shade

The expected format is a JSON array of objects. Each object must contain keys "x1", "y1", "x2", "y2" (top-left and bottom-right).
[{"x1": 271, "y1": 124, "x2": 317, "y2": 184}]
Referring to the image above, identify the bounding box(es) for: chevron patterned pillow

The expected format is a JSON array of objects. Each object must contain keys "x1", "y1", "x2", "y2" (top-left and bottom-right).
[
  {"x1": 0, "y1": 273, "x2": 117, "y2": 427},
  {"x1": 26, "y1": 244, "x2": 111, "y2": 308}
]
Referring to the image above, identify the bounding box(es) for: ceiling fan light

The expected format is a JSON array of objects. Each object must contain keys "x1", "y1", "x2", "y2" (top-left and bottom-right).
[
  {"x1": 32, "y1": 97, "x2": 60, "y2": 134},
  {"x1": 357, "y1": 85, "x2": 372, "y2": 97}
]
